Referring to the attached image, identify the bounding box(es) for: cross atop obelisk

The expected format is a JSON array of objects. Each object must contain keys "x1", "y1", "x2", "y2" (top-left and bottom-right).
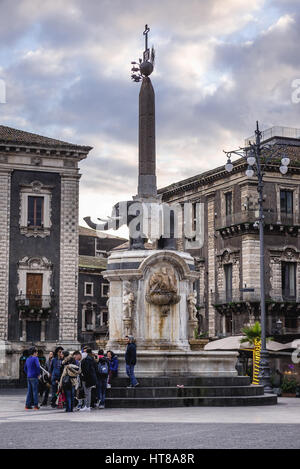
[{"x1": 131, "y1": 25, "x2": 157, "y2": 199}]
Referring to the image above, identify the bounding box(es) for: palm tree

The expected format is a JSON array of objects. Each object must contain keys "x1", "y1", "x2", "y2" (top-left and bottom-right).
[{"x1": 240, "y1": 322, "x2": 262, "y2": 385}]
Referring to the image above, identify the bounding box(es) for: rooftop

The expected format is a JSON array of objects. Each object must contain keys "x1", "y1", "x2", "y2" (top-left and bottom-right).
[
  {"x1": 245, "y1": 126, "x2": 300, "y2": 146},
  {"x1": 78, "y1": 255, "x2": 107, "y2": 270},
  {"x1": 0, "y1": 125, "x2": 92, "y2": 152},
  {"x1": 79, "y1": 225, "x2": 127, "y2": 241},
  {"x1": 159, "y1": 127, "x2": 300, "y2": 198}
]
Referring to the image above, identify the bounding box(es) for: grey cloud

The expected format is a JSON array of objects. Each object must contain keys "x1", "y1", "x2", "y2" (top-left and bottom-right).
[{"x1": 1, "y1": 0, "x2": 300, "y2": 210}]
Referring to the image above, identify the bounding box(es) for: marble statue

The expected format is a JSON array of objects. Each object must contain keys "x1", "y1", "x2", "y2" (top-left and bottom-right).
[{"x1": 187, "y1": 290, "x2": 197, "y2": 321}]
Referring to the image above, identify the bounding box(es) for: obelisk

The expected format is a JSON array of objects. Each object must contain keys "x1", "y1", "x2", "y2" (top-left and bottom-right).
[
  {"x1": 131, "y1": 24, "x2": 157, "y2": 200},
  {"x1": 138, "y1": 76, "x2": 156, "y2": 197}
]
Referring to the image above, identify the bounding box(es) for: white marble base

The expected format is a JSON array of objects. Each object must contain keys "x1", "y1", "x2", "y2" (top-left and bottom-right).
[{"x1": 112, "y1": 350, "x2": 239, "y2": 377}]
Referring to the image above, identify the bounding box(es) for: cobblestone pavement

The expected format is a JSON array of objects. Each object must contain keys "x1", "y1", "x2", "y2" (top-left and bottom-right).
[{"x1": 0, "y1": 389, "x2": 300, "y2": 449}]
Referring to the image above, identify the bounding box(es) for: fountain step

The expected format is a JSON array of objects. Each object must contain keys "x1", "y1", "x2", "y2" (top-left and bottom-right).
[
  {"x1": 106, "y1": 385, "x2": 265, "y2": 398},
  {"x1": 110, "y1": 376, "x2": 252, "y2": 387},
  {"x1": 104, "y1": 394, "x2": 277, "y2": 408},
  {"x1": 103, "y1": 376, "x2": 277, "y2": 406}
]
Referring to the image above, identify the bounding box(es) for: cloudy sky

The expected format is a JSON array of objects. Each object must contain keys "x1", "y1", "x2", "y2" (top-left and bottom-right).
[{"x1": 0, "y1": 0, "x2": 300, "y2": 236}]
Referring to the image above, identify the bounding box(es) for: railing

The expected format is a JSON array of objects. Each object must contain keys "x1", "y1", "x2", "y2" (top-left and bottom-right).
[
  {"x1": 215, "y1": 210, "x2": 298, "y2": 230},
  {"x1": 212, "y1": 289, "x2": 298, "y2": 305},
  {"x1": 16, "y1": 294, "x2": 53, "y2": 310},
  {"x1": 245, "y1": 126, "x2": 300, "y2": 146},
  {"x1": 212, "y1": 290, "x2": 261, "y2": 305}
]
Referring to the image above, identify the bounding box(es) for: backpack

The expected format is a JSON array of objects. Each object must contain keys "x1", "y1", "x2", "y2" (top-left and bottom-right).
[
  {"x1": 98, "y1": 362, "x2": 108, "y2": 376},
  {"x1": 62, "y1": 374, "x2": 72, "y2": 390}
]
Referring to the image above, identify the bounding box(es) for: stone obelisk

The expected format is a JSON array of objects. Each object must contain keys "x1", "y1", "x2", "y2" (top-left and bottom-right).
[
  {"x1": 138, "y1": 76, "x2": 157, "y2": 198},
  {"x1": 131, "y1": 24, "x2": 158, "y2": 200}
]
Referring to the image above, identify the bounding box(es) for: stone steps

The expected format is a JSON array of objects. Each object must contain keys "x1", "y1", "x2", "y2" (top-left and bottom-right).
[
  {"x1": 107, "y1": 385, "x2": 265, "y2": 398},
  {"x1": 104, "y1": 376, "x2": 277, "y2": 407},
  {"x1": 110, "y1": 376, "x2": 252, "y2": 387},
  {"x1": 105, "y1": 395, "x2": 277, "y2": 408}
]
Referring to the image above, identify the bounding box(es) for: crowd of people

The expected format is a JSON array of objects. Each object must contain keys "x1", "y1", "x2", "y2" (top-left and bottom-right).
[{"x1": 24, "y1": 335, "x2": 138, "y2": 412}]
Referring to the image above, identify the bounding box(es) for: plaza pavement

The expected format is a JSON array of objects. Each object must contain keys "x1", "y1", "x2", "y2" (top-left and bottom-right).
[{"x1": 0, "y1": 389, "x2": 300, "y2": 449}]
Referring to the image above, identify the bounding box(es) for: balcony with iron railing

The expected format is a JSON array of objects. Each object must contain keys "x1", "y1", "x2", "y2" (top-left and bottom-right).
[
  {"x1": 16, "y1": 294, "x2": 54, "y2": 318},
  {"x1": 215, "y1": 210, "x2": 299, "y2": 234},
  {"x1": 212, "y1": 289, "x2": 299, "y2": 315}
]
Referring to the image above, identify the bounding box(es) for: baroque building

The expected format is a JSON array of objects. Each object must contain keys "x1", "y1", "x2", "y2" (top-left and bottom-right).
[
  {"x1": 0, "y1": 125, "x2": 92, "y2": 379},
  {"x1": 78, "y1": 226, "x2": 126, "y2": 347},
  {"x1": 159, "y1": 127, "x2": 300, "y2": 343}
]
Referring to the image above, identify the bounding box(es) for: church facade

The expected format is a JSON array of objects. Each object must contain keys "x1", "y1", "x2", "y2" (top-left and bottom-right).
[{"x1": 0, "y1": 125, "x2": 92, "y2": 379}]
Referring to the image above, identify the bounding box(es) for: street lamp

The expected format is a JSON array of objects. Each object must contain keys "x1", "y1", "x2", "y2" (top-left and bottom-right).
[{"x1": 224, "y1": 121, "x2": 290, "y2": 393}]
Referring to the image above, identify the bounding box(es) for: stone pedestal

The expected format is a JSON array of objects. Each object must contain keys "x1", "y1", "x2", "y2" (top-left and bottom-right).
[{"x1": 103, "y1": 249, "x2": 238, "y2": 377}]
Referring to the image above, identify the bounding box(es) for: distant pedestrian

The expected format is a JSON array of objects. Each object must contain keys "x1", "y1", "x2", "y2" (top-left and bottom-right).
[
  {"x1": 125, "y1": 336, "x2": 139, "y2": 388},
  {"x1": 72, "y1": 351, "x2": 84, "y2": 410},
  {"x1": 50, "y1": 346, "x2": 64, "y2": 407},
  {"x1": 80, "y1": 348, "x2": 97, "y2": 412},
  {"x1": 107, "y1": 350, "x2": 118, "y2": 388},
  {"x1": 58, "y1": 351, "x2": 81, "y2": 412},
  {"x1": 24, "y1": 347, "x2": 41, "y2": 410},
  {"x1": 96, "y1": 356, "x2": 109, "y2": 408},
  {"x1": 40, "y1": 351, "x2": 53, "y2": 406},
  {"x1": 81, "y1": 345, "x2": 88, "y2": 360}
]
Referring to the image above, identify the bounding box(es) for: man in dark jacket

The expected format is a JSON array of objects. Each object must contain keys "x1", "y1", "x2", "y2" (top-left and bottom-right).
[
  {"x1": 80, "y1": 348, "x2": 97, "y2": 411},
  {"x1": 24, "y1": 347, "x2": 41, "y2": 410},
  {"x1": 125, "y1": 336, "x2": 139, "y2": 388}
]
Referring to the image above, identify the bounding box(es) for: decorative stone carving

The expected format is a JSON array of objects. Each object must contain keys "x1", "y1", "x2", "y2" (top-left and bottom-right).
[
  {"x1": 123, "y1": 281, "x2": 135, "y2": 318},
  {"x1": 187, "y1": 290, "x2": 198, "y2": 339},
  {"x1": 31, "y1": 156, "x2": 41, "y2": 166},
  {"x1": 187, "y1": 290, "x2": 197, "y2": 321},
  {"x1": 122, "y1": 281, "x2": 135, "y2": 336},
  {"x1": 146, "y1": 266, "x2": 181, "y2": 316}
]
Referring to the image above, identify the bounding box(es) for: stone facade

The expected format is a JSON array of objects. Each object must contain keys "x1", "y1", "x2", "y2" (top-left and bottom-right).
[
  {"x1": 77, "y1": 227, "x2": 126, "y2": 348},
  {"x1": 0, "y1": 125, "x2": 92, "y2": 380},
  {"x1": 159, "y1": 130, "x2": 300, "y2": 341}
]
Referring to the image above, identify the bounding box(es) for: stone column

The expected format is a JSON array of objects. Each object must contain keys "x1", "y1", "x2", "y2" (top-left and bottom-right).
[
  {"x1": 207, "y1": 194, "x2": 216, "y2": 337},
  {"x1": 0, "y1": 169, "x2": 11, "y2": 341},
  {"x1": 59, "y1": 174, "x2": 80, "y2": 346}
]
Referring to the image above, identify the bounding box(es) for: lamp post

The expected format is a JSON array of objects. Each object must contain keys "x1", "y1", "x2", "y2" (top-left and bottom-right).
[{"x1": 224, "y1": 121, "x2": 290, "y2": 393}]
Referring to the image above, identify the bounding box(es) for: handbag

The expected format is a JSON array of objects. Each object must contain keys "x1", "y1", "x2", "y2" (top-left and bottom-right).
[{"x1": 62, "y1": 374, "x2": 72, "y2": 390}]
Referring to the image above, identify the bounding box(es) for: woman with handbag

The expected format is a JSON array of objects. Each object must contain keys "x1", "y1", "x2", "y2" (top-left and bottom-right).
[{"x1": 58, "y1": 351, "x2": 81, "y2": 412}]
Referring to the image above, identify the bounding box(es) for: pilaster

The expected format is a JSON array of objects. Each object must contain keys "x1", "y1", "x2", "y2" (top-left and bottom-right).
[
  {"x1": 0, "y1": 169, "x2": 11, "y2": 340},
  {"x1": 207, "y1": 194, "x2": 216, "y2": 337},
  {"x1": 59, "y1": 173, "x2": 80, "y2": 344}
]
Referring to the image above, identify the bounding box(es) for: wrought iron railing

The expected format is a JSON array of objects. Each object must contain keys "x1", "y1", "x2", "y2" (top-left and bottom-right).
[
  {"x1": 15, "y1": 294, "x2": 53, "y2": 310},
  {"x1": 215, "y1": 210, "x2": 298, "y2": 230},
  {"x1": 212, "y1": 290, "x2": 261, "y2": 305},
  {"x1": 212, "y1": 289, "x2": 298, "y2": 305},
  {"x1": 245, "y1": 126, "x2": 300, "y2": 145}
]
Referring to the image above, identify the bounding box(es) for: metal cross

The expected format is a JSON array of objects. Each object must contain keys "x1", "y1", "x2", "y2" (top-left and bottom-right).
[{"x1": 143, "y1": 24, "x2": 150, "y2": 51}]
